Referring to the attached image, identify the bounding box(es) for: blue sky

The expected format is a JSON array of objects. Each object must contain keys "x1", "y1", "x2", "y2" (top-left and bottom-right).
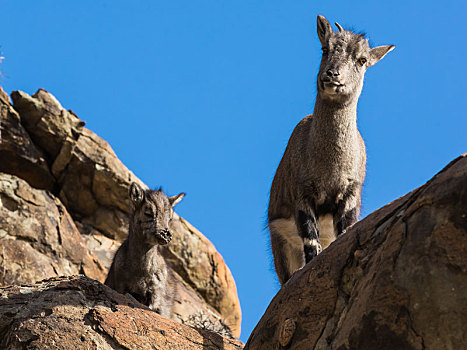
[{"x1": 1, "y1": 0, "x2": 465, "y2": 342}]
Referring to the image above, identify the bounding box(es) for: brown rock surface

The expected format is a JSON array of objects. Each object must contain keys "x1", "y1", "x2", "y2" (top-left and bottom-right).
[
  {"x1": 11, "y1": 88, "x2": 144, "y2": 241},
  {"x1": 78, "y1": 222, "x2": 121, "y2": 272},
  {"x1": 0, "y1": 275, "x2": 243, "y2": 350},
  {"x1": 10, "y1": 89, "x2": 85, "y2": 160},
  {"x1": 0, "y1": 87, "x2": 54, "y2": 190},
  {"x1": 0, "y1": 173, "x2": 106, "y2": 285},
  {"x1": 2, "y1": 87, "x2": 242, "y2": 337},
  {"x1": 245, "y1": 154, "x2": 467, "y2": 350}
]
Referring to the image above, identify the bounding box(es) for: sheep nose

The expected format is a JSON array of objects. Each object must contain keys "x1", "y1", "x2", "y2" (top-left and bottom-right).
[
  {"x1": 163, "y1": 229, "x2": 172, "y2": 240},
  {"x1": 326, "y1": 69, "x2": 340, "y2": 77}
]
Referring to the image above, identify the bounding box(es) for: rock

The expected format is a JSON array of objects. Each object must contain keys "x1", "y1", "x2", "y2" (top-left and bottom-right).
[
  {"x1": 12, "y1": 89, "x2": 143, "y2": 240},
  {"x1": 0, "y1": 87, "x2": 55, "y2": 190},
  {"x1": 10, "y1": 89, "x2": 84, "y2": 160},
  {"x1": 6, "y1": 88, "x2": 242, "y2": 337},
  {"x1": 245, "y1": 154, "x2": 467, "y2": 350},
  {"x1": 164, "y1": 216, "x2": 242, "y2": 337},
  {"x1": 77, "y1": 222, "x2": 121, "y2": 272},
  {"x1": 55, "y1": 127, "x2": 144, "y2": 241},
  {"x1": 0, "y1": 275, "x2": 243, "y2": 350},
  {"x1": 0, "y1": 86, "x2": 8, "y2": 102},
  {"x1": 0, "y1": 173, "x2": 106, "y2": 286},
  {"x1": 171, "y1": 270, "x2": 234, "y2": 337}
]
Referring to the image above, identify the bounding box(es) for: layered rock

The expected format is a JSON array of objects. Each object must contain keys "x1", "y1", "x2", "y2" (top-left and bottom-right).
[
  {"x1": 0, "y1": 173, "x2": 105, "y2": 285},
  {"x1": 1, "y1": 87, "x2": 241, "y2": 337},
  {"x1": 11, "y1": 89, "x2": 143, "y2": 241},
  {"x1": 0, "y1": 87, "x2": 54, "y2": 190},
  {"x1": 245, "y1": 155, "x2": 467, "y2": 350},
  {"x1": 0, "y1": 276, "x2": 243, "y2": 350}
]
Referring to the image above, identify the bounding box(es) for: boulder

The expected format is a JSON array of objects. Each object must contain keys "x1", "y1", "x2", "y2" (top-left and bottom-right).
[
  {"x1": 55, "y1": 126, "x2": 140, "y2": 241},
  {"x1": 0, "y1": 275, "x2": 243, "y2": 350},
  {"x1": 77, "y1": 222, "x2": 121, "y2": 272},
  {"x1": 245, "y1": 154, "x2": 467, "y2": 350},
  {"x1": 11, "y1": 88, "x2": 143, "y2": 241},
  {"x1": 10, "y1": 89, "x2": 84, "y2": 161},
  {"x1": 0, "y1": 173, "x2": 106, "y2": 286},
  {"x1": 0, "y1": 87, "x2": 54, "y2": 190}
]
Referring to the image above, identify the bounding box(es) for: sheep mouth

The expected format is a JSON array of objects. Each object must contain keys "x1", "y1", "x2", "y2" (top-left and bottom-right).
[
  {"x1": 321, "y1": 80, "x2": 345, "y2": 93},
  {"x1": 321, "y1": 79, "x2": 344, "y2": 87}
]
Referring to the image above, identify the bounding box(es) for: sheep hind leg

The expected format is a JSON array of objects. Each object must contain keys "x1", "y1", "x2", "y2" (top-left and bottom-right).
[
  {"x1": 335, "y1": 192, "x2": 360, "y2": 236},
  {"x1": 269, "y1": 218, "x2": 305, "y2": 285},
  {"x1": 335, "y1": 208, "x2": 358, "y2": 236}
]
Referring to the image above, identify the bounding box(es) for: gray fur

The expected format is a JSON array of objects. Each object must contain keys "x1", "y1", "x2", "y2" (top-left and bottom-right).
[
  {"x1": 105, "y1": 182, "x2": 185, "y2": 317},
  {"x1": 268, "y1": 15, "x2": 394, "y2": 285}
]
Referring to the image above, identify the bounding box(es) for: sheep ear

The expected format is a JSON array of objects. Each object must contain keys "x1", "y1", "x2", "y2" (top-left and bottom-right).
[
  {"x1": 168, "y1": 192, "x2": 185, "y2": 207},
  {"x1": 369, "y1": 45, "x2": 395, "y2": 66},
  {"x1": 317, "y1": 15, "x2": 333, "y2": 46},
  {"x1": 129, "y1": 182, "x2": 145, "y2": 206}
]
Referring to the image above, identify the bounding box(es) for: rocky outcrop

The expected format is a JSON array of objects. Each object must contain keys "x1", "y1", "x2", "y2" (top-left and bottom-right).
[
  {"x1": 245, "y1": 155, "x2": 467, "y2": 350},
  {"x1": 0, "y1": 87, "x2": 241, "y2": 337},
  {"x1": 11, "y1": 88, "x2": 144, "y2": 241},
  {"x1": 0, "y1": 88, "x2": 54, "y2": 190},
  {"x1": 0, "y1": 173, "x2": 105, "y2": 285},
  {"x1": 0, "y1": 276, "x2": 243, "y2": 350}
]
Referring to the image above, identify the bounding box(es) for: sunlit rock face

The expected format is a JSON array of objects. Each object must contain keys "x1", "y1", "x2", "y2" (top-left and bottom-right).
[{"x1": 0, "y1": 276, "x2": 244, "y2": 350}]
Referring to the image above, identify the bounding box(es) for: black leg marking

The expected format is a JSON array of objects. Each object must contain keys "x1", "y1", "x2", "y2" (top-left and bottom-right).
[
  {"x1": 304, "y1": 242, "x2": 321, "y2": 263},
  {"x1": 297, "y1": 210, "x2": 322, "y2": 263},
  {"x1": 336, "y1": 208, "x2": 358, "y2": 236}
]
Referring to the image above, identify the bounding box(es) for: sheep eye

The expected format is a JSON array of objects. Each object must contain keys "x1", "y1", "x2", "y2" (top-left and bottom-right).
[
  {"x1": 359, "y1": 57, "x2": 367, "y2": 66},
  {"x1": 144, "y1": 207, "x2": 154, "y2": 217},
  {"x1": 322, "y1": 47, "x2": 328, "y2": 54}
]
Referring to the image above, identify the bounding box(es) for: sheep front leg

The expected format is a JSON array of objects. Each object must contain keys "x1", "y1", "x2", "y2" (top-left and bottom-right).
[{"x1": 297, "y1": 209, "x2": 322, "y2": 263}]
